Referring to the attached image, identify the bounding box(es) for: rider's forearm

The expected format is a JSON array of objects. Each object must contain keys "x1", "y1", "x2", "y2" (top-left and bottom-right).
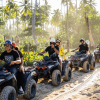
[
  {"x1": 14, "y1": 59, "x2": 21, "y2": 64},
  {"x1": 40, "y1": 51, "x2": 46, "y2": 54},
  {"x1": 75, "y1": 47, "x2": 79, "y2": 51},
  {"x1": 20, "y1": 58, "x2": 23, "y2": 67},
  {"x1": 54, "y1": 48, "x2": 59, "y2": 55},
  {"x1": 0, "y1": 60, "x2": 2, "y2": 63}
]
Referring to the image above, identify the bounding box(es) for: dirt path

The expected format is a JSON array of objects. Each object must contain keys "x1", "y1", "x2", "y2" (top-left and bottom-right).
[{"x1": 18, "y1": 63, "x2": 100, "y2": 100}]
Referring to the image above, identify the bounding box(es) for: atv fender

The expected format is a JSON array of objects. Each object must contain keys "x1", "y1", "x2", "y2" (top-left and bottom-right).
[
  {"x1": 0, "y1": 74, "x2": 16, "y2": 85},
  {"x1": 54, "y1": 62, "x2": 60, "y2": 67},
  {"x1": 24, "y1": 71, "x2": 37, "y2": 94}
]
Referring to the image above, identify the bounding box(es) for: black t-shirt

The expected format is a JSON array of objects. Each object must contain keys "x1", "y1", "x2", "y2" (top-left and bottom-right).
[
  {"x1": 45, "y1": 46, "x2": 59, "y2": 57},
  {"x1": 0, "y1": 50, "x2": 19, "y2": 63},
  {"x1": 79, "y1": 43, "x2": 89, "y2": 52},
  {"x1": 17, "y1": 50, "x2": 23, "y2": 58}
]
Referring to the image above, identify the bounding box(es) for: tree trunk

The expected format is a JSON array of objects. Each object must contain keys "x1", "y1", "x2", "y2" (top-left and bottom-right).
[{"x1": 85, "y1": 16, "x2": 95, "y2": 48}]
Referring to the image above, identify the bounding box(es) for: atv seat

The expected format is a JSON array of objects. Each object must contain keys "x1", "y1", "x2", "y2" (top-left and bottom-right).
[{"x1": 44, "y1": 56, "x2": 51, "y2": 61}]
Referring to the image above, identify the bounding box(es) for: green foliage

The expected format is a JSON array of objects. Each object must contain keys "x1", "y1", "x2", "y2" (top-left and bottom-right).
[
  {"x1": 58, "y1": 0, "x2": 100, "y2": 48},
  {"x1": 51, "y1": 9, "x2": 61, "y2": 27}
]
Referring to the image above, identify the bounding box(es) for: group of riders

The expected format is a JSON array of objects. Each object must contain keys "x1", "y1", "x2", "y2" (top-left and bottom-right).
[{"x1": 0, "y1": 38, "x2": 93, "y2": 94}]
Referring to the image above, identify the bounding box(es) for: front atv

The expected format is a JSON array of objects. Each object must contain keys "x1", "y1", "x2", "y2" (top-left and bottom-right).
[
  {"x1": 69, "y1": 50, "x2": 95, "y2": 73},
  {"x1": 0, "y1": 63, "x2": 37, "y2": 100},
  {"x1": 33, "y1": 53, "x2": 71, "y2": 86},
  {"x1": 94, "y1": 48, "x2": 100, "y2": 62}
]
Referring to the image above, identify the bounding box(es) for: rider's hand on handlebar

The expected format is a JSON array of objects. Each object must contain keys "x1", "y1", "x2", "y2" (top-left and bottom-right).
[
  {"x1": 38, "y1": 53, "x2": 43, "y2": 55},
  {"x1": 71, "y1": 50, "x2": 75, "y2": 52}
]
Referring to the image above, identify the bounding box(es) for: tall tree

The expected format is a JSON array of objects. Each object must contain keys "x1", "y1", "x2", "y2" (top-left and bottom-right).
[
  {"x1": 51, "y1": 9, "x2": 61, "y2": 37},
  {"x1": 80, "y1": 0, "x2": 96, "y2": 48}
]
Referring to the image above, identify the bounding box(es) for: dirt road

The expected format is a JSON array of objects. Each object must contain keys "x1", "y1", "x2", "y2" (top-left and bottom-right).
[{"x1": 18, "y1": 63, "x2": 100, "y2": 100}]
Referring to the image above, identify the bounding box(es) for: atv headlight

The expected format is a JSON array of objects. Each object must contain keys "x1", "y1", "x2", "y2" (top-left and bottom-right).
[
  {"x1": 48, "y1": 65, "x2": 53, "y2": 69},
  {"x1": 80, "y1": 58, "x2": 84, "y2": 60}
]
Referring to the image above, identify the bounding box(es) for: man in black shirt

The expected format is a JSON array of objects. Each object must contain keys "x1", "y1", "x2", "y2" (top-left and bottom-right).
[
  {"x1": 0, "y1": 40, "x2": 21, "y2": 73},
  {"x1": 74, "y1": 39, "x2": 89, "y2": 53},
  {"x1": 38, "y1": 38, "x2": 59, "y2": 61},
  {"x1": 0, "y1": 40, "x2": 23, "y2": 93}
]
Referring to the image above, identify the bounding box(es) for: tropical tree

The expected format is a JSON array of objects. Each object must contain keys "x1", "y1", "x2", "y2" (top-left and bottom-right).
[
  {"x1": 51, "y1": 9, "x2": 61, "y2": 37},
  {"x1": 0, "y1": 7, "x2": 5, "y2": 28},
  {"x1": 79, "y1": 0, "x2": 96, "y2": 48}
]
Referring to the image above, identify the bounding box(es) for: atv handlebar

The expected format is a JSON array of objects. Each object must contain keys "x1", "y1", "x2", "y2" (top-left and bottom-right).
[{"x1": 0, "y1": 61, "x2": 10, "y2": 70}]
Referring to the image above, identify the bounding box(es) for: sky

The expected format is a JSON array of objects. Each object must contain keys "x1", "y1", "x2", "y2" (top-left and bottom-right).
[{"x1": 1, "y1": 0, "x2": 100, "y2": 14}]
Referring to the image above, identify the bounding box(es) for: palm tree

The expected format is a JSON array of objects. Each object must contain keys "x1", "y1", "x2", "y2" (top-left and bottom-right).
[
  {"x1": 51, "y1": 9, "x2": 61, "y2": 37},
  {"x1": 4, "y1": 0, "x2": 19, "y2": 39},
  {"x1": 80, "y1": 0, "x2": 96, "y2": 48}
]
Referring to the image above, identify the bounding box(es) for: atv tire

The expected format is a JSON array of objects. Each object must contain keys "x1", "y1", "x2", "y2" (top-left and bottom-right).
[
  {"x1": 90, "y1": 59, "x2": 95, "y2": 70},
  {"x1": 52, "y1": 70, "x2": 61, "y2": 86},
  {"x1": 0, "y1": 86, "x2": 16, "y2": 100},
  {"x1": 83, "y1": 61, "x2": 89, "y2": 73},
  {"x1": 63, "y1": 67, "x2": 71, "y2": 81},
  {"x1": 24, "y1": 79, "x2": 36, "y2": 99}
]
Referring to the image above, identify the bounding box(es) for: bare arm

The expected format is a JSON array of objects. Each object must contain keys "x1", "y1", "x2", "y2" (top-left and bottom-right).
[
  {"x1": 75, "y1": 47, "x2": 80, "y2": 51},
  {"x1": 10, "y1": 57, "x2": 21, "y2": 66},
  {"x1": 38, "y1": 50, "x2": 46, "y2": 55},
  {"x1": 14, "y1": 58, "x2": 21, "y2": 64},
  {"x1": 54, "y1": 48, "x2": 59, "y2": 55},
  {"x1": 19, "y1": 57, "x2": 24, "y2": 72},
  {"x1": 0, "y1": 60, "x2": 2, "y2": 63},
  {"x1": 20, "y1": 57, "x2": 23, "y2": 67}
]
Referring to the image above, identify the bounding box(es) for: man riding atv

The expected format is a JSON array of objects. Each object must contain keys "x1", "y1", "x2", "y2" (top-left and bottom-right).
[
  {"x1": 71, "y1": 38, "x2": 94, "y2": 71},
  {"x1": 0, "y1": 40, "x2": 24, "y2": 93},
  {"x1": 73, "y1": 38, "x2": 89, "y2": 53},
  {"x1": 36, "y1": 38, "x2": 71, "y2": 85},
  {"x1": 38, "y1": 38, "x2": 59, "y2": 61}
]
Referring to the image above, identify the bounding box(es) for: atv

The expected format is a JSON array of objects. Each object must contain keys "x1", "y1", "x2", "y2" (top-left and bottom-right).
[
  {"x1": 0, "y1": 62, "x2": 37, "y2": 100},
  {"x1": 33, "y1": 53, "x2": 71, "y2": 86},
  {"x1": 94, "y1": 47, "x2": 100, "y2": 63},
  {"x1": 69, "y1": 50, "x2": 95, "y2": 73}
]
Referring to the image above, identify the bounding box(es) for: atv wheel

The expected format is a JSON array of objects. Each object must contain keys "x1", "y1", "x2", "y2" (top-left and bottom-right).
[
  {"x1": 52, "y1": 70, "x2": 61, "y2": 86},
  {"x1": 63, "y1": 67, "x2": 71, "y2": 81},
  {"x1": 24, "y1": 79, "x2": 36, "y2": 99},
  {"x1": 83, "y1": 61, "x2": 89, "y2": 73},
  {"x1": 90, "y1": 60, "x2": 95, "y2": 70},
  {"x1": 0, "y1": 86, "x2": 16, "y2": 100}
]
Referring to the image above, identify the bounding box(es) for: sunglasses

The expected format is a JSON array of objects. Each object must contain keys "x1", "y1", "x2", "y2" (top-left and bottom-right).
[
  {"x1": 4, "y1": 44, "x2": 10, "y2": 47},
  {"x1": 50, "y1": 42, "x2": 55, "y2": 45},
  {"x1": 56, "y1": 42, "x2": 60, "y2": 43}
]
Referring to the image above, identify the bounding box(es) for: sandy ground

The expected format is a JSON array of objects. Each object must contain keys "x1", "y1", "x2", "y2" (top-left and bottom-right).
[{"x1": 18, "y1": 63, "x2": 100, "y2": 100}]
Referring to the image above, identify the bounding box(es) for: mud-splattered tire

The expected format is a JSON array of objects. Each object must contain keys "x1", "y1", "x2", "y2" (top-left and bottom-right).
[
  {"x1": 63, "y1": 67, "x2": 71, "y2": 81},
  {"x1": 90, "y1": 60, "x2": 95, "y2": 70},
  {"x1": 83, "y1": 61, "x2": 89, "y2": 73},
  {"x1": 24, "y1": 79, "x2": 36, "y2": 99},
  {"x1": 0, "y1": 86, "x2": 16, "y2": 100},
  {"x1": 52, "y1": 70, "x2": 61, "y2": 86}
]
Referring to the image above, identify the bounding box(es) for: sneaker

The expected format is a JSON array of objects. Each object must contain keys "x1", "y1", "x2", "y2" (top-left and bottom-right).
[{"x1": 18, "y1": 87, "x2": 24, "y2": 94}]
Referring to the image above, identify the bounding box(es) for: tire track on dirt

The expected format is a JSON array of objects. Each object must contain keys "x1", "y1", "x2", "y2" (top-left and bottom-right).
[
  {"x1": 18, "y1": 64, "x2": 100, "y2": 100},
  {"x1": 52, "y1": 67, "x2": 100, "y2": 100}
]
